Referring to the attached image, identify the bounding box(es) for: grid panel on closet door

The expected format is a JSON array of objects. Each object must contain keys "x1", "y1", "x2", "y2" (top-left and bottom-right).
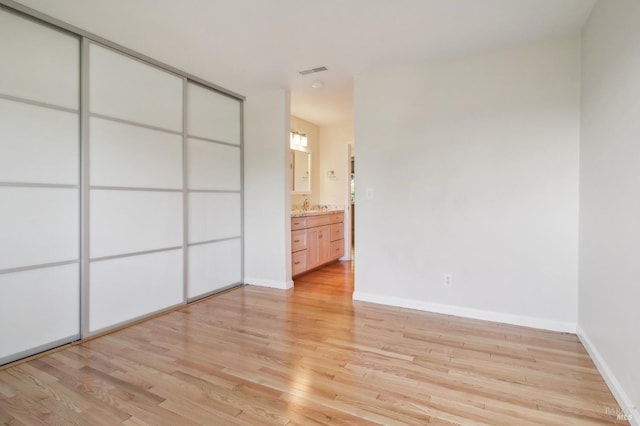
[
  {"x1": 87, "y1": 42, "x2": 185, "y2": 333},
  {"x1": 186, "y1": 82, "x2": 242, "y2": 299},
  {"x1": 188, "y1": 239, "x2": 241, "y2": 299},
  {"x1": 89, "y1": 250, "x2": 183, "y2": 332},
  {"x1": 0, "y1": 8, "x2": 80, "y2": 365},
  {"x1": 187, "y1": 82, "x2": 241, "y2": 146}
]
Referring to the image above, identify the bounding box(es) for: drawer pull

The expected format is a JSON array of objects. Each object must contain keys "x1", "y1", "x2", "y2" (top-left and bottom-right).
[
  {"x1": 294, "y1": 239, "x2": 300, "y2": 243},
  {"x1": 294, "y1": 261, "x2": 301, "y2": 265}
]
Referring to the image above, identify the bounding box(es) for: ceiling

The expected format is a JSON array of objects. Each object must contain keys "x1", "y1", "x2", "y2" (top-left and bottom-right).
[{"x1": 14, "y1": 0, "x2": 595, "y2": 127}]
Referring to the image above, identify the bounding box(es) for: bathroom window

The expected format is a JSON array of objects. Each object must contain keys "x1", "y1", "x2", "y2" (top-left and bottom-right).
[{"x1": 290, "y1": 131, "x2": 307, "y2": 148}]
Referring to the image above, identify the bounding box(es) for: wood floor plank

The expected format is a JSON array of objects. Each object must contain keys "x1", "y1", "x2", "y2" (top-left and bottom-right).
[{"x1": 0, "y1": 260, "x2": 628, "y2": 425}]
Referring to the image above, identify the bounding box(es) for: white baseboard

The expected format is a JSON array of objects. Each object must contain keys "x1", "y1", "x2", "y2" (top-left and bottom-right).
[
  {"x1": 352, "y1": 291, "x2": 576, "y2": 333},
  {"x1": 577, "y1": 326, "x2": 639, "y2": 426},
  {"x1": 244, "y1": 277, "x2": 293, "y2": 290}
]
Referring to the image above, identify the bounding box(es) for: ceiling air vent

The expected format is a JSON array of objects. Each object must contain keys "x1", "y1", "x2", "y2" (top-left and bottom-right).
[{"x1": 298, "y1": 66, "x2": 328, "y2": 76}]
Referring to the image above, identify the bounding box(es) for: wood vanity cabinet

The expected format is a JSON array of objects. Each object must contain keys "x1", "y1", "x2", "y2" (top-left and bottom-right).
[{"x1": 291, "y1": 211, "x2": 344, "y2": 277}]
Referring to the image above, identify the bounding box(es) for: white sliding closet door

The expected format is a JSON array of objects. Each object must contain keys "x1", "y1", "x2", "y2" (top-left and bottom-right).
[
  {"x1": 186, "y1": 82, "x2": 242, "y2": 299},
  {"x1": 0, "y1": 9, "x2": 80, "y2": 364},
  {"x1": 88, "y1": 43, "x2": 184, "y2": 333}
]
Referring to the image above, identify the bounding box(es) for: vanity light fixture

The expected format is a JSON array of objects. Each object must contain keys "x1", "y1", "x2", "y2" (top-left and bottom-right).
[{"x1": 298, "y1": 66, "x2": 328, "y2": 75}]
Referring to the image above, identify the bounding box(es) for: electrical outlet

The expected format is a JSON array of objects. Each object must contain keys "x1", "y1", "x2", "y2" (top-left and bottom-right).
[{"x1": 443, "y1": 273, "x2": 453, "y2": 288}]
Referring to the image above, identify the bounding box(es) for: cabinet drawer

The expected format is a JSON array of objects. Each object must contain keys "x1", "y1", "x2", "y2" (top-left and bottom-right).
[
  {"x1": 306, "y1": 215, "x2": 331, "y2": 228},
  {"x1": 330, "y1": 213, "x2": 344, "y2": 223},
  {"x1": 330, "y1": 223, "x2": 343, "y2": 241},
  {"x1": 292, "y1": 250, "x2": 307, "y2": 275},
  {"x1": 291, "y1": 217, "x2": 307, "y2": 230},
  {"x1": 330, "y1": 239, "x2": 344, "y2": 259},
  {"x1": 291, "y1": 229, "x2": 307, "y2": 252}
]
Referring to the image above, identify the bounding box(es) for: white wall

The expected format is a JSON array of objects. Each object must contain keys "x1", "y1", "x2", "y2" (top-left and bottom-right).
[
  {"x1": 319, "y1": 121, "x2": 354, "y2": 208},
  {"x1": 579, "y1": 0, "x2": 640, "y2": 421},
  {"x1": 354, "y1": 36, "x2": 581, "y2": 332},
  {"x1": 244, "y1": 90, "x2": 292, "y2": 289}
]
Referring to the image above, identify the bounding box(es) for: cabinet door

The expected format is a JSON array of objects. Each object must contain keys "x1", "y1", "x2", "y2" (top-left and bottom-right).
[
  {"x1": 304, "y1": 223, "x2": 333, "y2": 272},
  {"x1": 318, "y1": 225, "x2": 331, "y2": 265},
  {"x1": 307, "y1": 227, "x2": 320, "y2": 269}
]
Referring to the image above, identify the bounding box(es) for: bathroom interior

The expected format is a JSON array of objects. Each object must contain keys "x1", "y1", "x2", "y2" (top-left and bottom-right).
[{"x1": 289, "y1": 114, "x2": 354, "y2": 279}]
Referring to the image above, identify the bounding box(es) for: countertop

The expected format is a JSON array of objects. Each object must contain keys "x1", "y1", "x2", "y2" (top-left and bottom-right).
[{"x1": 291, "y1": 209, "x2": 344, "y2": 218}]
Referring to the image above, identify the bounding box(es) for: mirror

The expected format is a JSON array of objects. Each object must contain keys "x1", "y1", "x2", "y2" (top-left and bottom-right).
[{"x1": 291, "y1": 149, "x2": 311, "y2": 193}]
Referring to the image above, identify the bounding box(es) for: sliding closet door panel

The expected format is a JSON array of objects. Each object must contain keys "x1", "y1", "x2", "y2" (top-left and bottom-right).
[
  {"x1": 89, "y1": 44, "x2": 183, "y2": 132},
  {"x1": 0, "y1": 187, "x2": 78, "y2": 270},
  {"x1": 88, "y1": 41, "x2": 185, "y2": 333},
  {"x1": 188, "y1": 192, "x2": 241, "y2": 243},
  {"x1": 0, "y1": 100, "x2": 78, "y2": 184},
  {"x1": 90, "y1": 250, "x2": 183, "y2": 332},
  {"x1": 90, "y1": 190, "x2": 183, "y2": 259},
  {"x1": 187, "y1": 138, "x2": 241, "y2": 191},
  {"x1": 0, "y1": 8, "x2": 79, "y2": 365},
  {"x1": 187, "y1": 83, "x2": 240, "y2": 145},
  {"x1": 188, "y1": 240, "x2": 241, "y2": 298},
  {"x1": 90, "y1": 117, "x2": 183, "y2": 189},
  {"x1": 0, "y1": 9, "x2": 79, "y2": 109},
  {"x1": 185, "y1": 81, "x2": 242, "y2": 299},
  {"x1": 0, "y1": 264, "x2": 79, "y2": 363}
]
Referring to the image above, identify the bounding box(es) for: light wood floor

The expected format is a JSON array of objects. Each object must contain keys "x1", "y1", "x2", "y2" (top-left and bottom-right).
[{"x1": 0, "y1": 261, "x2": 627, "y2": 425}]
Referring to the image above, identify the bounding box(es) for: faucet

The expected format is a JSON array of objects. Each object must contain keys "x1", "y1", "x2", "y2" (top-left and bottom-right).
[{"x1": 302, "y1": 198, "x2": 310, "y2": 211}]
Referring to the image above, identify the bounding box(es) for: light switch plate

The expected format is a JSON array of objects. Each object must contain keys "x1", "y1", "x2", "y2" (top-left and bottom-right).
[{"x1": 366, "y1": 188, "x2": 374, "y2": 200}]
